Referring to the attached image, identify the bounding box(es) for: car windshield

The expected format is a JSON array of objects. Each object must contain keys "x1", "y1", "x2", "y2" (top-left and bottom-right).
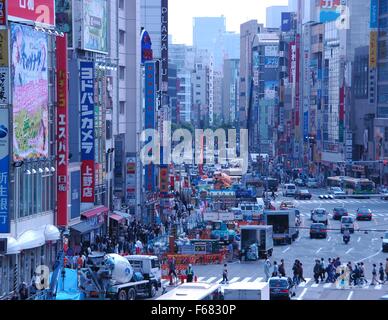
[
  {"x1": 301, "y1": 190, "x2": 309, "y2": 194},
  {"x1": 332, "y1": 187, "x2": 342, "y2": 192},
  {"x1": 311, "y1": 224, "x2": 324, "y2": 230},
  {"x1": 359, "y1": 208, "x2": 371, "y2": 214},
  {"x1": 269, "y1": 279, "x2": 288, "y2": 287},
  {"x1": 315, "y1": 210, "x2": 326, "y2": 215},
  {"x1": 385, "y1": 232, "x2": 388, "y2": 239},
  {"x1": 342, "y1": 217, "x2": 353, "y2": 223}
]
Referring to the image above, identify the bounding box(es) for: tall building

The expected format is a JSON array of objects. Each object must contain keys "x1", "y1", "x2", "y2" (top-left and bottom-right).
[
  {"x1": 266, "y1": 6, "x2": 290, "y2": 28},
  {"x1": 239, "y1": 20, "x2": 263, "y2": 128},
  {"x1": 169, "y1": 44, "x2": 195, "y2": 123},
  {"x1": 193, "y1": 16, "x2": 226, "y2": 71},
  {"x1": 223, "y1": 59, "x2": 240, "y2": 125},
  {"x1": 213, "y1": 71, "x2": 223, "y2": 126}
]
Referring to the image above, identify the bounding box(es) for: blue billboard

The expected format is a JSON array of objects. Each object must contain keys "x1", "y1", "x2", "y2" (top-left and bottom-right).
[
  {"x1": 281, "y1": 12, "x2": 292, "y2": 32},
  {"x1": 0, "y1": 108, "x2": 9, "y2": 234},
  {"x1": 370, "y1": 0, "x2": 378, "y2": 29},
  {"x1": 144, "y1": 61, "x2": 156, "y2": 192}
]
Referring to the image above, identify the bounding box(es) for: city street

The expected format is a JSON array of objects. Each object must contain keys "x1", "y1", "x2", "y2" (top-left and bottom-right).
[{"x1": 157, "y1": 191, "x2": 388, "y2": 300}]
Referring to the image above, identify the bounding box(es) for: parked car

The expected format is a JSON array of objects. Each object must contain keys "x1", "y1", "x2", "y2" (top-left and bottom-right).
[
  {"x1": 269, "y1": 277, "x2": 296, "y2": 300},
  {"x1": 332, "y1": 207, "x2": 349, "y2": 220},
  {"x1": 311, "y1": 208, "x2": 328, "y2": 225},
  {"x1": 310, "y1": 223, "x2": 327, "y2": 239},
  {"x1": 382, "y1": 232, "x2": 388, "y2": 253},
  {"x1": 306, "y1": 178, "x2": 319, "y2": 188},
  {"x1": 328, "y1": 187, "x2": 347, "y2": 199},
  {"x1": 294, "y1": 189, "x2": 312, "y2": 200},
  {"x1": 340, "y1": 216, "x2": 355, "y2": 234},
  {"x1": 356, "y1": 208, "x2": 373, "y2": 221}
]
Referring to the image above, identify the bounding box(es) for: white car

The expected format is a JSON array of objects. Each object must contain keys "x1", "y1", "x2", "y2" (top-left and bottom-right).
[
  {"x1": 383, "y1": 232, "x2": 388, "y2": 253},
  {"x1": 380, "y1": 188, "x2": 388, "y2": 200},
  {"x1": 328, "y1": 187, "x2": 347, "y2": 199}
]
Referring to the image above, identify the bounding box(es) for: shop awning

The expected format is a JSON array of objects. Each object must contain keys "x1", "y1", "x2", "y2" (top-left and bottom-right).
[
  {"x1": 38, "y1": 225, "x2": 61, "y2": 242},
  {"x1": 17, "y1": 230, "x2": 45, "y2": 251},
  {"x1": 114, "y1": 211, "x2": 131, "y2": 220},
  {"x1": 81, "y1": 206, "x2": 109, "y2": 219},
  {"x1": 110, "y1": 214, "x2": 125, "y2": 222},
  {"x1": 70, "y1": 221, "x2": 103, "y2": 235},
  {"x1": 3, "y1": 237, "x2": 20, "y2": 255}
]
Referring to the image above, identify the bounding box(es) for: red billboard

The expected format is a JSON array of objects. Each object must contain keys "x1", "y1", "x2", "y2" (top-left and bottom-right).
[
  {"x1": 7, "y1": 0, "x2": 55, "y2": 27},
  {"x1": 56, "y1": 35, "x2": 69, "y2": 227}
]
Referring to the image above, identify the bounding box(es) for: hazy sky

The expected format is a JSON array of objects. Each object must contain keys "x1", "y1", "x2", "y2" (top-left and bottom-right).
[{"x1": 169, "y1": 0, "x2": 289, "y2": 45}]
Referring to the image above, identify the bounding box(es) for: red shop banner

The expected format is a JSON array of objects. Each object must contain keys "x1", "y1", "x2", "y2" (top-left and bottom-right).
[
  {"x1": 7, "y1": 0, "x2": 55, "y2": 27},
  {"x1": 56, "y1": 35, "x2": 69, "y2": 227},
  {"x1": 81, "y1": 160, "x2": 95, "y2": 203},
  {"x1": 0, "y1": 0, "x2": 6, "y2": 25}
]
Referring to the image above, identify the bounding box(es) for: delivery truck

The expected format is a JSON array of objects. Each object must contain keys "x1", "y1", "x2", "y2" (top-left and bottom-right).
[
  {"x1": 240, "y1": 225, "x2": 273, "y2": 260},
  {"x1": 264, "y1": 210, "x2": 299, "y2": 245},
  {"x1": 223, "y1": 282, "x2": 270, "y2": 300}
]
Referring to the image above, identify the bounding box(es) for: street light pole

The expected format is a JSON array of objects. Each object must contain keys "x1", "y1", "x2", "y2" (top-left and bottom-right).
[{"x1": 106, "y1": 148, "x2": 114, "y2": 236}]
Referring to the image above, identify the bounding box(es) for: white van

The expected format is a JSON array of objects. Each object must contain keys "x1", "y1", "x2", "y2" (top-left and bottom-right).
[{"x1": 283, "y1": 184, "x2": 297, "y2": 197}]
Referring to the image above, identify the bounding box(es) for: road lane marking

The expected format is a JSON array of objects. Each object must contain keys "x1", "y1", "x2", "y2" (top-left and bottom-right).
[
  {"x1": 347, "y1": 291, "x2": 354, "y2": 300},
  {"x1": 297, "y1": 288, "x2": 308, "y2": 300},
  {"x1": 357, "y1": 237, "x2": 361, "y2": 243},
  {"x1": 282, "y1": 247, "x2": 291, "y2": 253},
  {"x1": 356, "y1": 249, "x2": 383, "y2": 263},
  {"x1": 229, "y1": 277, "x2": 240, "y2": 283},
  {"x1": 254, "y1": 277, "x2": 263, "y2": 282},
  {"x1": 241, "y1": 277, "x2": 252, "y2": 283},
  {"x1": 206, "y1": 277, "x2": 217, "y2": 283},
  {"x1": 346, "y1": 248, "x2": 354, "y2": 254},
  {"x1": 316, "y1": 248, "x2": 323, "y2": 254},
  {"x1": 327, "y1": 237, "x2": 332, "y2": 242},
  {"x1": 363, "y1": 285, "x2": 370, "y2": 289},
  {"x1": 299, "y1": 278, "x2": 311, "y2": 287},
  {"x1": 323, "y1": 283, "x2": 332, "y2": 288},
  {"x1": 311, "y1": 282, "x2": 320, "y2": 288},
  {"x1": 197, "y1": 277, "x2": 205, "y2": 282},
  {"x1": 375, "y1": 285, "x2": 382, "y2": 290}
]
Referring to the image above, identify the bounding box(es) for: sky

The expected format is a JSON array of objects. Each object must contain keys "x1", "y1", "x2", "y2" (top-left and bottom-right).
[{"x1": 169, "y1": 0, "x2": 289, "y2": 45}]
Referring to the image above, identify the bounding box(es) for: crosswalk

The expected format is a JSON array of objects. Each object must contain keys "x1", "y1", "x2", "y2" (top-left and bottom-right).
[
  {"x1": 280, "y1": 199, "x2": 388, "y2": 205},
  {"x1": 298, "y1": 212, "x2": 388, "y2": 218},
  {"x1": 161, "y1": 277, "x2": 386, "y2": 290}
]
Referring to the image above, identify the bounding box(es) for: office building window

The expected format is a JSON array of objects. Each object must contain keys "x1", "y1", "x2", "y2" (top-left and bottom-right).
[
  {"x1": 119, "y1": 30, "x2": 125, "y2": 46},
  {"x1": 119, "y1": 66, "x2": 125, "y2": 80}
]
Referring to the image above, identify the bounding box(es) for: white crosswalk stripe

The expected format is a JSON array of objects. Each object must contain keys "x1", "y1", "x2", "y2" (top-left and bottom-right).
[
  {"x1": 374, "y1": 284, "x2": 382, "y2": 290},
  {"x1": 323, "y1": 283, "x2": 332, "y2": 288},
  {"x1": 229, "y1": 277, "x2": 240, "y2": 284},
  {"x1": 241, "y1": 277, "x2": 252, "y2": 283},
  {"x1": 197, "y1": 277, "x2": 205, "y2": 282},
  {"x1": 206, "y1": 277, "x2": 217, "y2": 283},
  {"x1": 298, "y1": 278, "x2": 311, "y2": 287},
  {"x1": 311, "y1": 282, "x2": 320, "y2": 288},
  {"x1": 253, "y1": 277, "x2": 264, "y2": 282}
]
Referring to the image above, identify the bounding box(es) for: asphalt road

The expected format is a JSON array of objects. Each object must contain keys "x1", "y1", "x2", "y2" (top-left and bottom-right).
[{"x1": 156, "y1": 190, "x2": 388, "y2": 300}]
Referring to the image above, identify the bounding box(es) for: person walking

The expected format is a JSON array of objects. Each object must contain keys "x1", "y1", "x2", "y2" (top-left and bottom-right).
[
  {"x1": 222, "y1": 264, "x2": 229, "y2": 284},
  {"x1": 320, "y1": 258, "x2": 326, "y2": 282},
  {"x1": 279, "y1": 259, "x2": 286, "y2": 277},
  {"x1": 264, "y1": 259, "x2": 272, "y2": 282},
  {"x1": 186, "y1": 264, "x2": 194, "y2": 283},
  {"x1": 272, "y1": 261, "x2": 279, "y2": 277},
  {"x1": 292, "y1": 260, "x2": 300, "y2": 285},
  {"x1": 168, "y1": 257, "x2": 178, "y2": 286},
  {"x1": 299, "y1": 263, "x2": 307, "y2": 283},
  {"x1": 314, "y1": 260, "x2": 321, "y2": 284},
  {"x1": 379, "y1": 263, "x2": 386, "y2": 284},
  {"x1": 385, "y1": 258, "x2": 388, "y2": 282},
  {"x1": 371, "y1": 264, "x2": 381, "y2": 285}
]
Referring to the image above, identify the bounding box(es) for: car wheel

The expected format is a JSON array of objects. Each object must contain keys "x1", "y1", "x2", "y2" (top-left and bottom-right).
[
  {"x1": 148, "y1": 284, "x2": 157, "y2": 298},
  {"x1": 118, "y1": 289, "x2": 128, "y2": 301},
  {"x1": 127, "y1": 288, "x2": 136, "y2": 301}
]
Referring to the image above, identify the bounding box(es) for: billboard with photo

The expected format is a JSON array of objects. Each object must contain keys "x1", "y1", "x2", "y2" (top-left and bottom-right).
[
  {"x1": 82, "y1": 0, "x2": 108, "y2": 54},
  {"x1": 11, "y1": 23, "x2": 48, "y2": 161},
  {"x1": 264, "y1": 81, "x2": 277, "y2": 100},
  {"x1": 56, "y1": 0, "x2": 73, "y2": 48},
  {"x1": 319, "y1": 0, "x2": 341, "y2": 23}
]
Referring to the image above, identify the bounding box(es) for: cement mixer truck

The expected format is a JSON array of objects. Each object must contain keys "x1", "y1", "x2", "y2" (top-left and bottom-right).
[{"x1": 79, "y1": 253, "x2": 159, "y2": 300}]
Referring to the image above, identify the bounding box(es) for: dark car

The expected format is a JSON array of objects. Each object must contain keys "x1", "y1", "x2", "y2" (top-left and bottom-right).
[
  {"x1": 269, "y1": 277, "x2": 295, "y2": 300},
  {"x1": 356, "y1": 208, "x2": 373, "y2": 221},
  {"x1": 333, "y1": 207, "x2": 348, "y2": 220},
  {"x1": 310, "y1": 223, "x2": 327, "y2": 239},
  {"x1": 295, "y1": 189, "x2": 312, "y2": 200}
]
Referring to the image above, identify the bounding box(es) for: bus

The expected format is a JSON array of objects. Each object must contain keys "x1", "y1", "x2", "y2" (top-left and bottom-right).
[
  {"x1": 327, "y1": 176, "x2": 375, "y2": 195},
  {"x1": 156, "y1": 283, "x2": 222, "y2": 300}
]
